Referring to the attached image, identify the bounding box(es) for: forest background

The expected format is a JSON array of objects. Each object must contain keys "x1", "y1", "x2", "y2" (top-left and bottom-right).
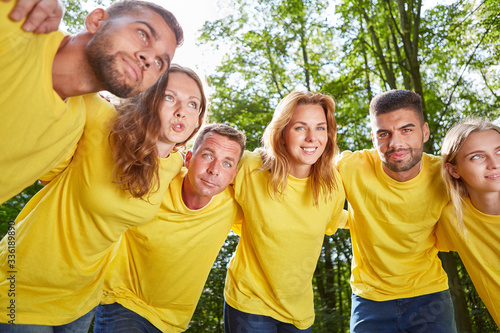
[{"x1": 1, "y1": 0, "x2": 499, "y2": 332}]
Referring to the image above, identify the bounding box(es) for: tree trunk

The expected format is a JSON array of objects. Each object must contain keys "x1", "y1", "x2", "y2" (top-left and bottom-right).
[{"x1": 439, "y1": 252, "x2": 473, "y2": 333}]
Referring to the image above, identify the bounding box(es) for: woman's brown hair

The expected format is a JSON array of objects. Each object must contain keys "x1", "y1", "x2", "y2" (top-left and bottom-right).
[{"x1": 110, "y1": 64, "x2": 207, "y2": 198}]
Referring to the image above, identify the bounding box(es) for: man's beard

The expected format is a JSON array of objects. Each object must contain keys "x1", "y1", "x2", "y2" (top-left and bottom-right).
[
  {"x1": 85, "y1": 33, "x2": 135, "y2": 98},
  {"x1": 382, "y1": 146, "x2": 423, "y2": 173}
]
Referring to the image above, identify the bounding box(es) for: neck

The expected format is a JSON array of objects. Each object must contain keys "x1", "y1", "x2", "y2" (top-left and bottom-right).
[
  {"x1": 289, "y1": 165, "x2": 311, "y2": 179},
  {"x1": 383, "y1": 160, "x2": 422, "y2": 182},
  {"x1": 468, "y1": 191, "x2": 500, "y2": 216},
  {"x1": 156, "y1": 141, "x2": 175, "y2": 159},
  {"x1": 181, "y1": 178, "x2": 211, "y2": 210},
  {"x1": 52, "y1": 33, "x2": 102, "y2": 100}
]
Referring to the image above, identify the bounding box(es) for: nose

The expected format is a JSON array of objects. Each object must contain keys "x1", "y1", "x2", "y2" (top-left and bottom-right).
[
  {"x1": 174, "y1": 103, "x2": 186, "y2": 119},
  {"x1": 207, "y1": 161, "x2": 219, "y2": 176},
  {"x1": 137, "y1": 49, "x2": 155, "y2": 71},
  {"x1": 487, "y1": 154, "x2": 500, "y2": 169},
  {"x1": 388, "y1": 132, "x2": 403, "y2": 148},
  {"x1": 305, "y1": 129, "x2": 317, "y2": 142}
]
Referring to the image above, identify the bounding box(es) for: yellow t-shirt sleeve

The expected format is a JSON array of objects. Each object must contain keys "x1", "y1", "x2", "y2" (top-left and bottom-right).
[{"x1": 435, "y1": 203, "x2": 458, "y2": 252}]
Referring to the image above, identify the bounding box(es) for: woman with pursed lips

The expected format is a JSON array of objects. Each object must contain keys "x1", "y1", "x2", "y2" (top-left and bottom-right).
[{"x1": 0, "y1": 64, "x2": 206, "y2": 332}]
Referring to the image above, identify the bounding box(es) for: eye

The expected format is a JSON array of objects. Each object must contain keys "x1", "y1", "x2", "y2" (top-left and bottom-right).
[
  {"x1": 154, "y1": 59, "x2": 162, "y2": 70},
  {"x1": 202, "y1": 153, "x2": 212, "y2": 160},
  {"x1": 317, "y1": 126, "x2": 326, "y2": 131},
  {"x1": 188, "y1": 101, "x2": 198, "y2": 110},
  {"x1": 222, "y1": 161, "x2": 232, "y2": 168},
  {"x1": 470, "y1": 154, "x2": 483, "y2": 160},
  {"x1": 295, "y1": 126, "x2": 305, "y2": 131},
  {"x1": 165, "y1": 94, "x2": 174, "y2": 102},
  {"x1": 377, "y1": 132, "x2": 388, "y2": 138},
  {"x1": 402, "y1": 128, "x2": 412, "y2": 133},
  {"x1": 138, "y1": 30, "x2": 147, "y2": 42}
]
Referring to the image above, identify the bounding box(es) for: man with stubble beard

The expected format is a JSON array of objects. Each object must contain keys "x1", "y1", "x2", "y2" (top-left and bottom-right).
[
  {"x1": 336, "y1": 90, "x2": 457, "y2": 333},
  {"x1": 0, "y1": 0, "x2": 183, "y2": 204}
]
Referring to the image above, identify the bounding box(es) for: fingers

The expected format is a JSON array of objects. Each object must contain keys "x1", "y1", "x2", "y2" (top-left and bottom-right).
[
  {"x1": 9, "y1": 0, "x2": 64, "y2": 33},
  {"x1": 33, "y1": 16, "x2": 61, "y2": 33}
]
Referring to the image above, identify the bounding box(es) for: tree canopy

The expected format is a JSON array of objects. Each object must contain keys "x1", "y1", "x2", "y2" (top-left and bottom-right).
[{"x1": 1, "y1": 0, "x2": 499, "y2": 332}]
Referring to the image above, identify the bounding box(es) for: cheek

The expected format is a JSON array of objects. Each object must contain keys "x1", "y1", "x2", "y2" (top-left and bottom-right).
[
  {"x1": 158, "y1": 108, "x2": 172, "y2": 126},
  {"x1": 284, "y1": 132, "x2": 300, "y2": 147},
  {"x1": 142, "y1": 72, "x2": 162, "y2": 89},
  {"x1": 457, "y1": 165, "x2": 478, "y2": 183},
  {"x1": 186, "y1": 114, "x2": 199, "y2": 129}
]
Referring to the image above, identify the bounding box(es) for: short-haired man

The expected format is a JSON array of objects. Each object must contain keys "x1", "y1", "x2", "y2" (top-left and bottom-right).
[
  {"x1": 336, "y1": 90, "x2": 457, "y2": 332},
  {"x1": 94, "y1": 124, "x2": 246, "y2": 332},
  {"x1": 0, "y1": 0, "x2": 183, "y2": 204}
]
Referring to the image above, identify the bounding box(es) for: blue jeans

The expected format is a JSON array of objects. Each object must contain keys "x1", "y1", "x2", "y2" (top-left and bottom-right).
[
  {"x1": 224, "y1": 302, "x2": 312, "y2": 333},
  {"x1": 93, "y1": 303, "x2": 161, "y2": 333},
  {"x1": 351, "y1": 290, "x2": 457, "y2": 333},
  {"x1": 0, "y1": 307, "x2": 96, "y2": 333}
]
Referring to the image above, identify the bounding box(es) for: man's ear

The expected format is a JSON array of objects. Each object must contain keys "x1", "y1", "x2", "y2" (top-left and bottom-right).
[
  {"x1": 446, "y1": 163, "x2": 460, "y2": 179},
  {"x1": 185, "y1": 151, "x2": 193, "y2": 168},
  {"x1": 422, "y1": 122, "x2": 430, "y2": 143},
  {"x1": 84, "y1": 8, "x2": 110, "y2": 34}
]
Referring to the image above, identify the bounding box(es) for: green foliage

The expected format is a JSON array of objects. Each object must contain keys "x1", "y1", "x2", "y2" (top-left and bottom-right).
[
  {"x1": 0, "y1": 183, "x2": 43, "y2": 239},
  {"x1": 2, "y1": 0, "x2": 500, "y2": 331},
  {"x1": 200, "y1": 0, "x2": 500, "y2": 331},
  {"x1": 187, "y1": 233, "x2": 240, "y2": 332},
  {"x1": 200, "y1": 0, "x2": 341, "y2": 149},
  {"x1": 62, "y1": 0, "x2": 113, "y2": 33},
  {"x1": 313, "y1": 231, "x2": 352, "y2": 332}
]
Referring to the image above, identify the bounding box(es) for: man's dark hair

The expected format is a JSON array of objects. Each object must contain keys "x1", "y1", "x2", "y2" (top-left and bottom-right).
[
  {"x1": 107, "y1": 0, "x2": 184, "y2": 46},
  {"x1": 369, "y1": 90, "x2": 424, "y2": 124}
]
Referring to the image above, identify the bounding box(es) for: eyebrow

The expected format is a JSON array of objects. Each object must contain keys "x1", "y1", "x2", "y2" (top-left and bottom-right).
[
  {"x1": 139, "y1": 20, "x2": 158, "y2": 41},
  {"x1": 202, "y1": 147, "x2": 216, "y2": 154},
  {"x1": 464, "y1": 146, "x2": 500, "y2": 157},
  {"x1": 464, "y1": 150, "x2": 485, "y2": 158},
  {"x1": 291, "y1": 121, "x2": 327, "y2": 126},
  {"x1": 138, "y1": 20, "x2": 171, "y2": 69},
  {"x1": 202, "y1": 147, "x2": 236, "y2": 163},
  {"x1": 164, "y1": 89, "x2": 201, "y2": 102},
  {"x1": 376, "y1": 123, "x2": 416, "y2": 134}
]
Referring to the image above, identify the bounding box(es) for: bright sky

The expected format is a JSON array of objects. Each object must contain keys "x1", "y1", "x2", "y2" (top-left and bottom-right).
[{"x1": 151, "y1": 0, "x2": 226, "y2": 78}]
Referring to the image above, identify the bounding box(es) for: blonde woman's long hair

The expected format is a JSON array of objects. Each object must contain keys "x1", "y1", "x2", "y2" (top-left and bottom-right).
[
  {"x1": 259, "y1": 91, "x2": 339, "y2": 206},
  {"x1": 441, "y1": 118, "x2": 500, "y2": 234}
]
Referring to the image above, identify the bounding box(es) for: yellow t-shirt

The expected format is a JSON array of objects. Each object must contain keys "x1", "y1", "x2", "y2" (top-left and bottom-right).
[
  {"x1": 336, "y1": 149, "x2": 449, "y2": 301},
  {"x1": 0, "y1": 1, "x2": 85, "y2": 204},
  {"x1": 224, "y1": 151, "x2": 346, "y2": 329},
  {"x1": 101, "y1": 169, "x2": 243, "y2": 332},
  {"x1": 0, "y1": 94, "x2": 183, "y2": 325},
  {"x1": 436, "y1": 199, "x2": 500, "y2": 326}
]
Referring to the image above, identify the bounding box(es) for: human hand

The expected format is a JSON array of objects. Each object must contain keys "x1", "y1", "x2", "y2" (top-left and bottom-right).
[{"x1": 6, "y1": 0, "x2": 64, "y2": 33}]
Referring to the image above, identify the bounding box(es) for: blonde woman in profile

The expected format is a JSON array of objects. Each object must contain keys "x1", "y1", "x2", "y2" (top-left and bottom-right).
[
  {"x1": 224, "y1": 91, "x2": 346, "y2": 332},
  {"x1": 437, "y1": 118, "x2": 500, "y2": 327}
]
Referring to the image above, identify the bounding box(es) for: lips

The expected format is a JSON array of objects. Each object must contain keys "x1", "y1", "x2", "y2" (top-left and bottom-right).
[
  {"x1": 172, "y1": 122, "x2": 185, "y2": 132},
  {"x1": 200, "y1": 178, "x2": 218, "y2": 188},
  {"x1": 386, "y1": 149, "x2": 409, "y2": 160},
  {"x1": 301, "y1": 147, "x2": 317, "y2": 154},
  {"x1": 485, "y1": 173, "x2": 500, "y2": 180},
  {"x1": 122, "y1": 57, "x2": 140, "y2": 82}
]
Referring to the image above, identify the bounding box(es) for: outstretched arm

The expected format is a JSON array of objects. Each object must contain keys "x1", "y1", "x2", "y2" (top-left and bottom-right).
[{"x1": 6, "y1": 0, "x2": 64, "y2": 33}]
